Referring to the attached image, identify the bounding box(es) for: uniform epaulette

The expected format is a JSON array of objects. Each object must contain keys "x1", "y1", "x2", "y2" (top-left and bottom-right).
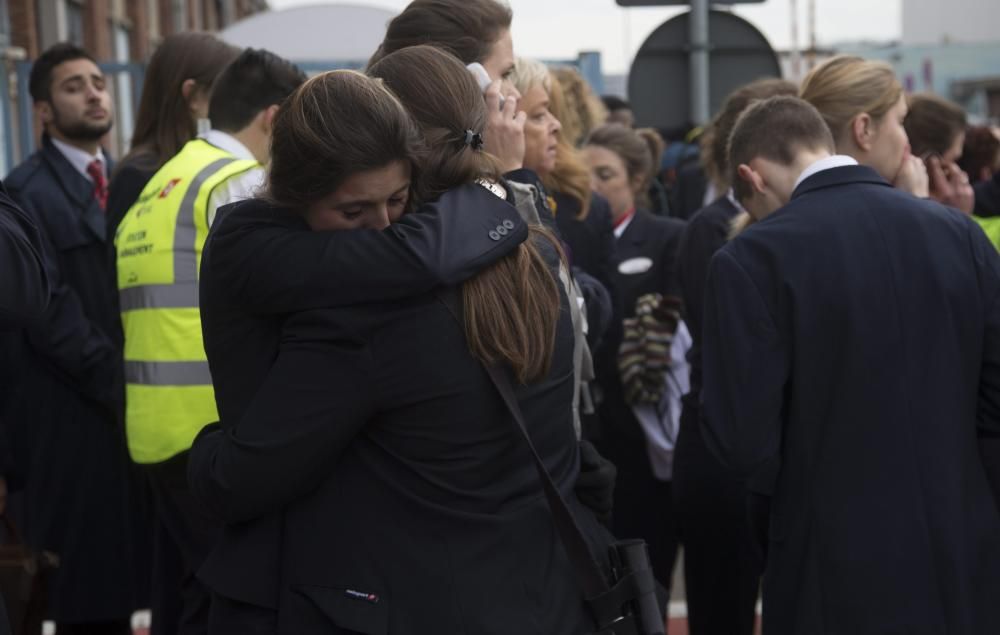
[{"x1": 3, "y1": 153, "x2": 45, "y2": 192}]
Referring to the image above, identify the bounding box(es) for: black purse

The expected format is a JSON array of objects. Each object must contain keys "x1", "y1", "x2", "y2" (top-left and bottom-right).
[{"x1": 436, "y1": 289, "x2": 664, "y2": 635}]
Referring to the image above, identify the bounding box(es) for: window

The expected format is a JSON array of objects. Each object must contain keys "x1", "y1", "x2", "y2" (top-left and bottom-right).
[
  {"x1": 112, "y1": 24, "x2": 135, "y2": 156},
  {"x1": 147, "y1": 0, "x2": 160, "y2": 41},
  {"x1": 0, "y1": 0, "x2": 10, "y2": 48},
  {"x1": 172, "y1": 0, "x2": 187, "y2": 32},
  {"x1": 65, "y1": 0, "x2": 84, "y2": 46}
]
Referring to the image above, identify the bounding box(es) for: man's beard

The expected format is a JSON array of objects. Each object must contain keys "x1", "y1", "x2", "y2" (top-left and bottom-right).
[{"x1": 52, "y1": 107, "x2": 113, "y2": 142}]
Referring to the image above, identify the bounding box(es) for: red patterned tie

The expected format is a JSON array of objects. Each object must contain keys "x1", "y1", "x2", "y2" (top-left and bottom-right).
[{"x1": 86, "y1": 159, "x2": 108, "y2": 212}]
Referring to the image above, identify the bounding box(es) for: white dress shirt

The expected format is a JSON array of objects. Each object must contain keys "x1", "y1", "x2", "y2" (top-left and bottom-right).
[
  {"x1": 793, "y1": 155, "x2": 859, "y2": 192},
  {"x1": 613, "y1": 209, "x2": 637, "y2": 239},
  {"x1": 50, "y1": 137, "x2": 106, "y2": 183},
  {"x1": 200, "y1": 130, "x2": 266, "y2": 227}
]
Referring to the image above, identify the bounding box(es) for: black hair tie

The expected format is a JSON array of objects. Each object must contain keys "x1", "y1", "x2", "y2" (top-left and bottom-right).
[{"x1": 464, "y1": 130, "x2": 485, "y2": 151}]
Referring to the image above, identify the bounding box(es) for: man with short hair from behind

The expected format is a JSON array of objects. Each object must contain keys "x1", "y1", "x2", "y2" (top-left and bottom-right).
[
  {"x1": 702, "y1": 95, "x2": 1000, "y2": 633},
  {"x1": 114, "y1": 48, "x2": 306, "y2": 634},
  {"x1": 3, "y1": 42, "x2": 142, "y2": 635}
]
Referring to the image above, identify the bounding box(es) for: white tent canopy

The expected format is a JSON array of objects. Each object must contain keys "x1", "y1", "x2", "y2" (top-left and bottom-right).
[{"x1": 219, "y1": 3, "x2": 396, "y2": 61}]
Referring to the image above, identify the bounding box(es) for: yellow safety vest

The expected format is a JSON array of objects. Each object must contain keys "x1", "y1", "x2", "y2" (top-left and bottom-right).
[
  {"x1": 115, "y1": 139, "x2": 260, "y2": 464},
  {"x1": 974, "y1": 215, "x2": 1000, "y2": 252}
]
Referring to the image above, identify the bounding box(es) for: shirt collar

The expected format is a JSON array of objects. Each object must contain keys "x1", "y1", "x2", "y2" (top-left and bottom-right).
[
  {"x1": 50, "y1": 136, "x2": 105, "y2": 183},
  {"x1": 200, "y1": 129, "x2": 256, "y2": 162},
  {"x1": 725, "y1": 188, "x2": 748, "y2": 214},
  {"x1": 613, "y1": 207, "x2": 637, "y2": 239},
  {"x1": 793, "y1": 155, "x2": 859, "y2": 192}
]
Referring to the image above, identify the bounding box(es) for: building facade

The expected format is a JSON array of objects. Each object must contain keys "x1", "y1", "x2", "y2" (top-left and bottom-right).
[
  {"x1": 902, "y1": 0, "x2": 1000, "y2": 47},
  {"x1": 1, "y1": 0, "x2": 267, "y2": 174}
]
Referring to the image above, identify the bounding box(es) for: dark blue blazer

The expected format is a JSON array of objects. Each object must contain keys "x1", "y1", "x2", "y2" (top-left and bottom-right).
[
  {"x1": 190, "y1": 234, "x2": 615, "y2": 634},
  {"x1": 0, "y1": 181, "x2": 48, "y2": 328},
  {"x1": 3, "y1": 136, "x2": 143, "y2": 620},
  {"x1": 192, "y1": 184, "x2": 530, "y2": 609},
  {"x1": 0, "y1": 182, "x2": 48, "y2": 488},
  {"x1": 702, "y1": 165, "x2": 1000, "y2": 634}
]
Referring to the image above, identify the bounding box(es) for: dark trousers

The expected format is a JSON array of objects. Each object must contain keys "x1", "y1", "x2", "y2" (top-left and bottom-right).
[
  {"x1": 605, "y1": 431, "x2": 680, "y2": 590},
  {"x1": 55, "y1": 621, "x2": 131, "y2": 635},
  {"x1": 673, "y1": 404, "x2": 762, "y2": 635},
  {"x1": 144, "y1": 451, "x2": 220, "y2": 635}
]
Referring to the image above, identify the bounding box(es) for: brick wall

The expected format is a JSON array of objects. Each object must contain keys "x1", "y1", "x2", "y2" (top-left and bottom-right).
[{"x1": 9, "y1": 0, "x2": 39, "y2": 57}]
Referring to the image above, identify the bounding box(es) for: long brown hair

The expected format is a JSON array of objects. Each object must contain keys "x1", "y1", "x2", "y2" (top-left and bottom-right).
[
  {"x1": 267, "y1": 70, "x2": 423, "y2": 210},
  {"x1": 368, "y1": 0, "x2": 512, "y2": 67},
  {"x1": 369, "y1": 45, "x2": 561, "y2": 383},
  {"x1": 509, "y1": 58, "x2": 592, "y2": 220},
  {"x1": 904, "y1": 93, "x2": 967, "y2": 158},
  {"x1": 123, "y1": 33, "x2": 239, "y2": 171}
]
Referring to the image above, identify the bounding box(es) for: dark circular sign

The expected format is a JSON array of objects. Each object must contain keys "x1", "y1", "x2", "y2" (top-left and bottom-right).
[{"x1": 629, "y1": 9, "x2": 781, "y2": 131}]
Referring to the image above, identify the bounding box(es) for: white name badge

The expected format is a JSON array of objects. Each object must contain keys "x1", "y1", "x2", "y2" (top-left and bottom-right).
[{"x1": 618, "y1": 257, "x2": 654, "y2": 275}]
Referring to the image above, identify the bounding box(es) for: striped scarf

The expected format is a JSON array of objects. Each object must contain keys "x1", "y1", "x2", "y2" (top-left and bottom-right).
[{"x1": 618, "y1": 293, "x2": 683, "y2": 405}]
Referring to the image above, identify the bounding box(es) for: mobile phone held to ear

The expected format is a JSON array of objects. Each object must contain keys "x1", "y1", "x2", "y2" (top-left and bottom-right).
[{"x1": 467, "y1": 62, "x2": 505, "y2": 110}]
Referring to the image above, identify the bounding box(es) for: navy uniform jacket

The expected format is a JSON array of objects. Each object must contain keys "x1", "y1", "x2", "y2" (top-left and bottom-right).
[
  {"x1": 3, "y1": 136, "x2": 143, "y2": 621},
  {"x1": 193, "y1": 185, "x2": 530, "y2": 609},
  {"x1": 702, "y1": 165, "x2": 1000, "y2": 634},
  {"x1": 0, "y1": 182, "x2": 48, "y2": 488},
  {"x1": 596, "y1": 209, "x2": 686, "y2": 448},
  {"x1": 190, "y1": 234, "x2": 615, "y2": 634},
  {"x1": 0, "y1": 182, "x2": 48, "y2": 327}
]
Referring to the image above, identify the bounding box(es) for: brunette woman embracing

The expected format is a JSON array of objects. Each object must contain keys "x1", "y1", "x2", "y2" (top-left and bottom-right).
[{"x1": 190, "y1": 47, "x2": 618, "y2": 634}]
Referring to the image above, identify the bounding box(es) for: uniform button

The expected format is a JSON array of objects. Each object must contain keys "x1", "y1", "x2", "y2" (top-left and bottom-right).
[
  {"x1": 497, "y1": 225, "x2": 509, "y2": 236},
  {"x1": 502, "y1": 219, "x2": 515, "y2": 230},
  {"x1": 489, "y1": 230, "x2": 501, "y2": 241}
]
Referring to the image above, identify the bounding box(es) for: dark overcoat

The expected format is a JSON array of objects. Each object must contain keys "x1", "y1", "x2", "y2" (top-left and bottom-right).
[
  {"x1": 703, "y1": 165, "x2": 1000, "y2": 634},
  {"x1": 3, "y1": 136, "x2": 143, "y2": 621}
]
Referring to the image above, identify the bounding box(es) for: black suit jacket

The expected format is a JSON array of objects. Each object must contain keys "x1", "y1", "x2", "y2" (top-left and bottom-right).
[
  {"x1": 596, "y1": 209, "x2": 686, "y2": 447},
  {"x1": 975, "y1": 170, "x2": 1000, "y2": 218},
  {"x1": 703, "y1": 165, "x2": 1000, "y2": 634},
  {"x1": 0, "y1": 182, "x2": 48, "y2": 486},
  {"x1": 193, "y1": 184, "x2": 529, "y2": 608},
  {"x1": 2, "y1": 136, "x2": 142, "y2": 620},
  {"x1": 190, "y1": 237, "x2": 615, "y2": 634}
]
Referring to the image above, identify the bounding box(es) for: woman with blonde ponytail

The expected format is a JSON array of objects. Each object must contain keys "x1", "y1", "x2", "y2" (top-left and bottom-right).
[
  {"x1": 190, "y1": 46, "x2": 618, "y2": 635},
  {"x1": 801, "y1": 55, "x2": 930, "y2": 196}
]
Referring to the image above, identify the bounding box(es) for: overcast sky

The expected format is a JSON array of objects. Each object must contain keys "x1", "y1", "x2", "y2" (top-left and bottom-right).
[{"x1": 266, "y1": 0, "x2": 902, "y2": 73}]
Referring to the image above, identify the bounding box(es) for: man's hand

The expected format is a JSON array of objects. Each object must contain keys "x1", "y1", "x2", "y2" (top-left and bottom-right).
[{"x1": 482, "y1": 80, "x2": 527, "y2": 173}]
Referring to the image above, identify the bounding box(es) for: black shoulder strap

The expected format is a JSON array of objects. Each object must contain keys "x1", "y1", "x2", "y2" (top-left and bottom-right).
[{"x1": 434, "y1": 289, "x2": 611, "y2": 600}]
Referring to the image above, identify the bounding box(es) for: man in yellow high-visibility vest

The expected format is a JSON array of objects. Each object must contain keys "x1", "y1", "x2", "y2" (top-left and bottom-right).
[{"x1": 114, "y1": 48, "x2": 305, "y2": 631}]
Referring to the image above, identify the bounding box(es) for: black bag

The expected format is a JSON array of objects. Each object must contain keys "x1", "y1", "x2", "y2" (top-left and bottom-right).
[
  {"x1": 0, "y1": 515, "x2": 57, "y2": 635},
  {"x1": 436, "y1": 289, "x2": 665, "y2": 635}
]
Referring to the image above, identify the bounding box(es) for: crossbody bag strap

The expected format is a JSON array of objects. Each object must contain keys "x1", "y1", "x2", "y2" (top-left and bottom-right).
[{"x1": 434, "y1": 288, "x2": 611, "y2": 600}]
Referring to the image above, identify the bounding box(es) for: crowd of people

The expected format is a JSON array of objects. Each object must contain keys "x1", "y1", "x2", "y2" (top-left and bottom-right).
[{"x1": 1, "y1": 0, "x2": 1000, "y2": 633}]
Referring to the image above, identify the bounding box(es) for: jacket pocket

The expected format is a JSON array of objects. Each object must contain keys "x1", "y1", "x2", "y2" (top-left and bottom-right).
[{"x1": 292, "y1": 584, "x2": 388, "y2": 635}]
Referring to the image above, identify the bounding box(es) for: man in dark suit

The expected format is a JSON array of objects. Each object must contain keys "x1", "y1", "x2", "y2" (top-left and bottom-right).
[
  {"x1": 673, "y1": 78, "x2": 796, "y2": 635},
  {"x1": 702, "y1": 95, "x2": 1000, "y2": 634},
  {"x1": 3, "y1": 44, "x2": 143, "y2": 634},
  {"x1": 0, "y1": 184, "x2": 49, "y2": 635},
  {"x1": 0, "y1": 183, "x2": 48, "y2": 327}
]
